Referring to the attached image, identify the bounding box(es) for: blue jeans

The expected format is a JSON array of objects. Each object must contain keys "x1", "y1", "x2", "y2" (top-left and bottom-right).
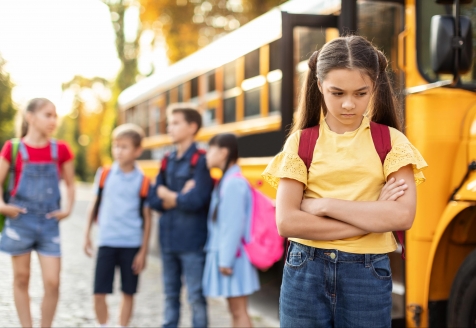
[
  {"x1": 162, "y1": 250, "x2": 207, "y2": 328},
  {"x1": 280, "y1": 242, "x2": 392, "y2": 328}
]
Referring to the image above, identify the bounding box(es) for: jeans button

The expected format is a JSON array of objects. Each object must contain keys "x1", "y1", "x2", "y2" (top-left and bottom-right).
[{"x1": 330, "y1": 252, "x2": 336, "y2": 260}]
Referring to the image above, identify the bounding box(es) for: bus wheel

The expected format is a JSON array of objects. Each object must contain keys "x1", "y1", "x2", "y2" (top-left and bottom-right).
[{"x1": 447, "y1": 249, "x2": 476, "y2": 327}]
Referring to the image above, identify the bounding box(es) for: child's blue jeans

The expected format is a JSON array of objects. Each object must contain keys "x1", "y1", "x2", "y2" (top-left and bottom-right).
[
  {"x1": 161, "y1": 250, "x2": 207, "y2": 328},
  {"x1": 280, "y1": 241, "x2": 392, "y2": 328}
]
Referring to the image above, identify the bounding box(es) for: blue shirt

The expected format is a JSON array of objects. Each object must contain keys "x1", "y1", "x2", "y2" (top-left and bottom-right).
[
  {"x1": 94, "y1": 162, "x2": 148, "y2": 248},
  {"x1": 149, "y1": 143, "x2": 214, "y2": 253}
]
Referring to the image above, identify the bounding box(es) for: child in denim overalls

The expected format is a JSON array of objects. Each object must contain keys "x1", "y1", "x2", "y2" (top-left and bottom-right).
[{"x1": 0, "y1": 98, "x2": 75, "y2": 328}]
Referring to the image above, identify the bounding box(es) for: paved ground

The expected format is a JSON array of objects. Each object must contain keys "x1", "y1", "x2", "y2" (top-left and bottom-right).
[{"x1": 0, "y1": 184, "x2": 278, "y2": 327}]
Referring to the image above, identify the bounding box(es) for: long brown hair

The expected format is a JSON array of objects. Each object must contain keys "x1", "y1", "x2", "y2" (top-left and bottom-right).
[
  {"x1": 21, "y1": 98, "x2": 55, "y2": 137},
  {"x1": 209, "y1": 133, "x2": 239, "y2": 222},
  {"x1": 291, "y1": 35, "x2": 402, "y2": 134}
]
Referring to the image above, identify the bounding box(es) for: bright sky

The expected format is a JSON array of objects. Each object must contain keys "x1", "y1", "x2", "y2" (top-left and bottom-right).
[{"x1": 0, "y1": 0, "x2": 121, "y2": 115}]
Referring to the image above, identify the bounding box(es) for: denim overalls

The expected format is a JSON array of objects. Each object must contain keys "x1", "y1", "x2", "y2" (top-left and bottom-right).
[{"x1": 0, "y1": 140, "x2": 62, "y2": 257}]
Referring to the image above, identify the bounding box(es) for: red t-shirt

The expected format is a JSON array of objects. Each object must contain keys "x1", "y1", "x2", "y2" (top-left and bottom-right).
[{"x1": 0, "y1": 139, "x2": 74, "y2": 196}]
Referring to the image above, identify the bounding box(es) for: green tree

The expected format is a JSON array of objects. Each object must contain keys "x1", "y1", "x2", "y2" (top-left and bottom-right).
[
  {"x1": 140, "y1": 0, "x2": 287, "y2": 63},
  {"x1": 103, "y1": 0, "x2": 141, "y2": 91},
  {"x1": 0, "y1": 55, "x2": 17, "y2": 146},
  {"x1": 57, "y1": 76, "x2": 112, "y2": 181}
]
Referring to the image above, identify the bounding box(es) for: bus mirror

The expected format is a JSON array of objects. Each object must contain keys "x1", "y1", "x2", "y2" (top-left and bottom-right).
[{"x1": 430, "y1": 15, "x2": 473, "y2": 75}]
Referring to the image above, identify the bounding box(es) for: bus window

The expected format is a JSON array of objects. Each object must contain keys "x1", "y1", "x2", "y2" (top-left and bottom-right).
[
  {"x1": 204, "y1": 108, "x2": 216, "y2": 126},
  {"x1": 269, "y1": 39, "x2": 281, "y2": 72},
  {"x1": 224, "y1": 97, "x2": 236, "y2": 123},
  {"x1": 224, "y1": 61, "x2": 237, "y2": 90},
  {"x1": 295, "y1": 27, "x2": 326, "y2": 63},
  {"x1": 269, "y1": 78, "x2": 281, "y2": 114},
  {"x1": 417, "y1": 2, "x2": 476, "y2": 86},
  {"x1": 178, "y1": 84, "x2": 184, "y2": 103},
  {"x1": 138, "y1": 101, "x2": 149, "y2": 136},
  {"x1": 244, "y1": 88, "x2": 261, "y2": 118},
  {"x1": 208, "y1": 71, "x2": 216, "y2": 92},
  {"x1": 191, "y1": 77, "x2": 199, "y2": 99},
  {"x1": 294, "y1": 27, "x2": 326, "y2": 108},
  {"x1": 245, "y1": 49, "x2": 260, "y2": 79},
  {"x1": 165, "y1": 90, "x2": 170, "y2": 107},
  {"x1": 358, "y1": 1, "x2": 404, "y2": 93}
]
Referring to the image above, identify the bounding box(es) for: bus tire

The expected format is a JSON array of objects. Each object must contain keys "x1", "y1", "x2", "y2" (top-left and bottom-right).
[{"x1": 447, "y1": 248, "x2": 476, "y2": 328}]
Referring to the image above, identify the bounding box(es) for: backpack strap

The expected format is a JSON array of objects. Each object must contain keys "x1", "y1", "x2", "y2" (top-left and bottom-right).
[
  {"x1": 369, "y1": 122, "x2": 406, "y2": 259},
  {"x1": 139, "y1": 175, "x2": 150, "y2": 221},
  {"x1": 298, "y1": 125, "x2": 320, "y2": 171},
  {"x1": 4, "y1": 139, "x2": 20, "y2": 197},
  {"x1": 93, "y1": 167, "x2": 111, "y2": 222},
  {"x1": 369, "y1": 121, "x2": 392, "y2": 164},
  {"x1": 190, "y1": 148, "x2": 206, "y2": 176},
  {"x1": 160, "y1": 153, "x2": 170, "y2": 186}
]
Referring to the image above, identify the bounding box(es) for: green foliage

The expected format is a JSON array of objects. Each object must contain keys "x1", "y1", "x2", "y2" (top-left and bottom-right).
[
  {"x1": 0, "y1": 56, "x2": 17, "y2": 146},
  {"x1": 57, "y1": 76, "x2": 113, "y2": 182},
  {"x1": 140, "y1": 0, "x2": 287, "y2": 63}
]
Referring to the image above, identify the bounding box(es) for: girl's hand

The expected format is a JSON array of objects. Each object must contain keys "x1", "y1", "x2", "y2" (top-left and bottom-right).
[
  {"x1": 84, "y1": 236, "x2": 94, "y2": 257},
  {"x1": 132, "y1": 250, "x2": 147, "y2": 275},
  {"x1": 0, "y1": 204, "x2": 27, "y2": 219},
  {"x1": 301, "y1": 198, "x2": 328, "y2": 217},
  {"x1": 378, "y1": 178, "x2": 408, "y2": 201},
  {"x1": 219, "y1": 267, "x2": 233, "y2": 276},
  {"x1": 46, "y1": 210, "x2": 70, "y2": 221}
]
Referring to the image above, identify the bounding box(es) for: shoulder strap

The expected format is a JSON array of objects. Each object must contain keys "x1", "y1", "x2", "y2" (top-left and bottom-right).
[
  {"x1": 189, "y1": 148, "x2": 206, "y2": 177},
  {"x1": 298, "y1": 125, "x2": 320, "y2": 171},
  {"x1": 369, "y1": 122, "x2": 392, "y2": 164},
  {"x1": 160, "y1": 153, "x2": 170, "y2": 186},
  {"x1": 50, "y1": 139, "x2": 58, "y2": 162},
  {"x1": 139, "y1": 175, "x2": 150, "y2": 222},
  {"x1": 191, "y1": 149, "x2": 206, "y2": 168},
  {"x1": 369, "y1": 122, "x2": 405, "y2": 258},
  {"x1": 99, "y1": 167, "x2": 111, "y2": 189},
  {"x1": 4, "y1": 139, "x2": 20, "y2": 193},
  {"x1": 139, "y1": 176, "x2": 149, "y2": 198},
  {"x1": 93, "y1": 167, "x2": 111, "y2": 222}
]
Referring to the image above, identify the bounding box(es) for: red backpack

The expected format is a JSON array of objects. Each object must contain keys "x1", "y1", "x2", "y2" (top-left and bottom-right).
[
  {"x1": 160, "y1": 149, "x2": 206, "y2": 186},
  {"x1": 298, "y1": 122, "x2": 406, "y2": 259}
]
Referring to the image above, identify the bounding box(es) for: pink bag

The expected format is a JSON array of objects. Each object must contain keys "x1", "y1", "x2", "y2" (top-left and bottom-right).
[{"x1": 225, "y1": 173, "x2": 284, "y2": 270}]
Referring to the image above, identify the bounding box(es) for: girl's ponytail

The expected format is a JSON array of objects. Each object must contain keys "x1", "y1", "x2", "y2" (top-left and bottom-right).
[
  {"x1": 370, "y1": 50, "x2": 402, "y2": 131},
  {"x1": 291, "y1": 50, "x2": 325, "y2": 134}
]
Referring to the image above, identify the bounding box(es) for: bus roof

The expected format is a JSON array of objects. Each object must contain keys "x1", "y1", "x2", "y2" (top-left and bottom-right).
[{"x1": 118, "y1": 0, "x2": 340, "y2": 110}]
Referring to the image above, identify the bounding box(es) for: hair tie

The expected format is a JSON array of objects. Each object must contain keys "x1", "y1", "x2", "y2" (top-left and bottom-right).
[
  {"x1": 308, "y1": 50, "x2": 319, "y2": 71},
  {"x1": 376, "y1": 50, "x2": 387, "y2": 74}
]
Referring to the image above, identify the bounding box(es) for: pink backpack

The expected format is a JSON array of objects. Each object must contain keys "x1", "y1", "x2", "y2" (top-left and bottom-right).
[{"x1": 224, "y1": 173, "x2": 284, "y2": 270}]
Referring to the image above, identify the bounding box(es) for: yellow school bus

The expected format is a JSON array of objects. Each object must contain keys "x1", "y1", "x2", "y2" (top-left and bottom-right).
[{"x1": 118, "y1": 0, "x2": 476, "y2": 326}]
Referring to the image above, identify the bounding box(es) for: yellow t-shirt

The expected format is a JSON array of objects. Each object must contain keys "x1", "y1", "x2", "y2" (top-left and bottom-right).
[{"x1": 262, "y1": 116, "x2": 428, "y2": 254}]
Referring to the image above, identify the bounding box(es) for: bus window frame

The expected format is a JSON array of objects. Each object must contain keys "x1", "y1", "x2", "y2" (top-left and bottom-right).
[{"x1": 416, "y1": 0, "x2": 476, "y2": 91}]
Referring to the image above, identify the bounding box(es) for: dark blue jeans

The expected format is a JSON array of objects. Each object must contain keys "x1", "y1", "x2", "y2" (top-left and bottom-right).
[
  {"x1": 280, "y1": 242, "x2": 392, "y2": 328},
  {"x1": 161, "y1": 250, "x2": 207, "y2": 328}
]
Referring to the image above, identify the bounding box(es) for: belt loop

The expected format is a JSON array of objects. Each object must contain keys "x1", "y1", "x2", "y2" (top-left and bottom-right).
[
  {"x1": 309, "y1": 246, "x2": 315, "y2": 260},
  {"x1": 365, "y1": 254, "x2": 371, "y2": 268}
]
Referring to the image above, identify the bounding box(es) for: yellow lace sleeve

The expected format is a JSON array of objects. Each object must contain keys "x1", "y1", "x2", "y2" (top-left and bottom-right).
[
  {"x1": 384, "y1": 143, "x2": 428, "y2": 186},
  {"x1": 262, "y1": 152, "x2": 308, "y2": 189}
]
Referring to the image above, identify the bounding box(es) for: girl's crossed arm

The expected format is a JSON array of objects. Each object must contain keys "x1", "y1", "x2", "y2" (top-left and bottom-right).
[
  {"x1": 276, "y1": 178, "x2": 369, "y2": 240},
  {"x1": 301, "y1": 165, "x2": 416, "y2": 233}
]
